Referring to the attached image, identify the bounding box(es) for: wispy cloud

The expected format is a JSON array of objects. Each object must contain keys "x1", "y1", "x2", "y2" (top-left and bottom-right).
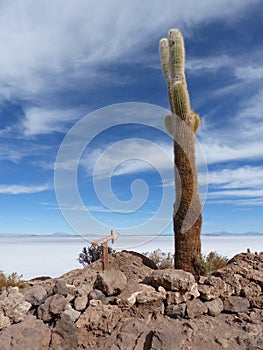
[
  {"x1": 0, "y1": 0, "x2": 258, "y2": 135},
  {"x1": 204, "y1": 166, "x2": 263, "y2": 206},
  {"x1": 81, "y1": 139, "x2": 173, "y2": 178},
  {"x1": 0, "y1": 183, "x2": 50, "y2": 194},
  {"x1": 22, "y1": 107, "x2": 81, "y2": 136}
]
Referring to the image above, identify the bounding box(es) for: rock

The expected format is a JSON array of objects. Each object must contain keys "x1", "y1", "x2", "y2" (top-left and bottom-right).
[
  {"x1": 93, "y1": 270, "x2": 127, "y2": 296},
  {"x1": 236, "y1": 334, "x2": 263, "y2": 349},
  {"x1": 151, "y1": 322, "x2": 183, "y2": 350},
  {"x1": 53, "y1": 280, "x2": 68, "y2": 296},
  {"x1": 0, "y1": 312, "x2": 10, "y2": 330},
  {"x1": 25, "y1": 285, "x2": 47, "y2": 306},
  {"x1": 51, "y1": 314, "x2": 78, "y2": 350},
  {"x1": 205, "y1": 298, "x2": 224, "y2": 316},
  {"x1": 186, "y1": 298, "x2": 208, "y2": 319},
  {"x1": 63, "y1": 303, "x2": 81, "y2": 322},
  {"x1": 74, "y1": 295, "x2": 88, "y2": 311},
  {"x1": 166, "y1": 303, "x2": 186, "y2": 319},
  {"x1": 0, "y1": 287, "x2": 31, "y2": 323},
  {"x1": 146, "y1": 269, "x2": 198, "y2": 294},
  {"x1": 37, "y1": 294, "x2": 67, "y2": 322},
  {"x1": 88, "y1": 289, "x2": 106, "y2": 301},
  {"x1": 76, "y1": 303, "x2": 122, "y2": 334},
  {"x1": 136, "y1": 285, "x2": 165, "y2": 305},
  {"x1": 106, "y1": 318, "x2": 150, "y2": 350},
  {"x1": 223, "y1": 296, "x2": 250, "y2": 313},
  {"x1": 198, "y1": 276, "x2": 229, "y2": 301},
  {"x1": 240, "y1": 281, "x2": 261, "y2": 301},
  {"x1": 89, "y1": 299, "x2": 102, "y2": 307},
  {"x1": 166, "y1": 291, "x2": 185, "y2": 305},
  {"x1": 0, "y1": 315, "x2": 51, "y2": 350},
  {"x1": 251, "y1": 296, "x2": 263, "y2": 309},
  {"x1": 215, "y1": 336, "x2": 228, "y2": 348}
]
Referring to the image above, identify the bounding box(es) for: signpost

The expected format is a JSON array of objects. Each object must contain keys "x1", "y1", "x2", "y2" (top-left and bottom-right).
[{"x1": 91, "y1": 230, "x2": 119, "y2": 270}]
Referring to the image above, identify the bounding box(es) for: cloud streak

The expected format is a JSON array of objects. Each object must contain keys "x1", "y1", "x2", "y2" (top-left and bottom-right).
[{"x1": 0, "y1": 184, "x2": 50, "y2": 194}]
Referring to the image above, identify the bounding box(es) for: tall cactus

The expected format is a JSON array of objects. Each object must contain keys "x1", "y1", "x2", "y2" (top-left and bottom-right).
[{"x1": 160, "y1": 29, "x2": 202, "y2": 274}]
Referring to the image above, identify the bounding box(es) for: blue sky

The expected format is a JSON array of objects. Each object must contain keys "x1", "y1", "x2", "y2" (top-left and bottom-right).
[{"x1": 0, "y1": 0, "x2": 263, "y2": 236}]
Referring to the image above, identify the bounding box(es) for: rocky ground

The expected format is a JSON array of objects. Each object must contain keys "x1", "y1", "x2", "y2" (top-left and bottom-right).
[{"x1": 0, "y1": 250, "x2": 262, "y2": 350}]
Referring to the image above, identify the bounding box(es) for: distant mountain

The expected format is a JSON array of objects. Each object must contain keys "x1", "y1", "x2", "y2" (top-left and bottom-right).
[
  {"x1": 51, "y1": 232, "x2": 77, "y2": 236},
  {"x1": 202, "y1": 231, "x2": 263, "y2": 236}
]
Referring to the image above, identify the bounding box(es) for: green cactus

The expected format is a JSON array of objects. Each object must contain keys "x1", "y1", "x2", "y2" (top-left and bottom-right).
[{"x1": 160, "y1": 29, "x2": 202, "y2": 275}]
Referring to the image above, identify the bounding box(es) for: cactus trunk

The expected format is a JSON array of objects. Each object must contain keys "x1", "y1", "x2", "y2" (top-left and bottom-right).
[{"x1": 160, "y1": 29, "x2": 202, "y2": 274}]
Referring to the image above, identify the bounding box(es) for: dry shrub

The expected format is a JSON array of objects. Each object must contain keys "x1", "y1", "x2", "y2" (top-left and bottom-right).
[
  {"x1": 142, "y1": 249, "x2": 174, "y2": 269},
  {"x1": 0, "y1": 271, "x2": 25, "y2": 291},
  {"x1": 193, "y1": 251, "x2": 228, "y2": 277}
]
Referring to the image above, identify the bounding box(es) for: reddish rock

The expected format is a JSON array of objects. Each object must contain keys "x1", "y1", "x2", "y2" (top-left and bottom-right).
[
  {"x1": 186, "y1": 298, "x2": 208, "y2": 319},
  {"x1": 37, "y1": 294, "x2": 67, "y2": 321},
  {"x1": 0, "y1": 315, "x2": 51, "y2": 350},
  {"x1": 93, "y1": 270, "x2": 127, "y2": 296},
  {"x1": 223, "y1": 296, "x2": 250, "y2": 313},
  {"x1": 205, "y1": 298, "x2": 224, "y2": 316},
  {"x1": 51, "y1": 314, "x2": 78, "y2": 350}
]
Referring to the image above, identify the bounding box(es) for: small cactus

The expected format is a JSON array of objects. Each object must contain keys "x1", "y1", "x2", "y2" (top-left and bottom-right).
[{"x1": 160, "y1": 29, "x2": 202, "y2": 275}]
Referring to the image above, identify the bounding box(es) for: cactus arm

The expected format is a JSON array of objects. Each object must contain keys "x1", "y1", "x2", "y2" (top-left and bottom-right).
[
  {"x1": 168, "y1": 29, "x2": 185, "y2": 83},
  {"x1": 172, "y1": 81, "x2": 190, "y2": 121},
  {"x1": 159, "y1": 38, "x2": 170, "y2": 84},
  {"x1": 192, "y1": 112, "x2": 201, "y2": 133}
]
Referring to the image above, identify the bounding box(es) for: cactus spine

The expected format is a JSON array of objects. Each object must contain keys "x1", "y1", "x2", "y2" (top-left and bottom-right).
[{"x1": 160, "y1": 29, "x2": 202, "y2": 274}]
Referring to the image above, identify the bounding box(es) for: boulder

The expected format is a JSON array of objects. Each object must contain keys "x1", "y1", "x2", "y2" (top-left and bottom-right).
[
  {"x1": 0, "y1": 312, "x2": 10, "y2": 330},
  {"x1": 51, "y1": 314, "x2": 78, "y2": 350},
  {"x1": 76, "y1": 303, "x2": 122, "y2": 334},
  {"x1": 88, "y1": 289, "x2": 106, "y2": 302},
  {"x1": 223, "y1": 296, "x2": 250, "y2": 313},
  {"x1": 0, "y1": 315, "x2": 51, "y2": 350},
  {"x1": 151, "y1": 322, "x2": 183, "y2": 350},
  {"x1": 166, "y1": 303, "x2": 186, "y2": 319},
  {"x1": 240, "y1": 281, "x2": 261, "y2": 300},
  {"x1": 53, "y1": 280, "x2": 68, "y2": 296},
  {"x1": 93, "y1": 270, "x2": 127, "y2": 296},
  {"x1": 37, "y1": 294, "x2": 67, "y2": 322},
  {"x1": 205, "y1": 298, "x2": 224, "y2": 316},
  {"x1": 251, "y1": 296, "x2": 263, "y2": 309},
  {"x1": 146, "y1": 269, "x2": 198, "y2": 294},
  {"x1": 136, "y1": 285, "x2": 165, "y2": 305},
  {"x1": 198, "y1": 276, "x2": 229, "y2": 301},
  {"x1": 74, "y1": 295, "x2": 88, "y2": 311},
  {"x1": 63, "y1": 303, "x2": 81, "y2": 322},
  {"x1": 186, "y1": 298, "x2": 208, "y2": 319},
  {"x1": 25, "y1": 285, "x2": 47, "y2": 306},
  {"x1": 0, "y1": 287, "x2": 31, "y2": 323},
  {"x1": 105, "y1": 318, "x2": 150, "y2": 350}
]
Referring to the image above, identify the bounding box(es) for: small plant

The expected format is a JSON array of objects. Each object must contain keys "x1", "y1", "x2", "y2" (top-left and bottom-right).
[
  {"x1": 0, "y1": 270, "x2": 25, "y2": 291},
  {"x1": 78, "y1": 245, "x2": 115, "y2": 267},
  {"x1": 142, "y1": 249, "x2": 174, "y2": 269},
  {"x1": 193, "y1": 251, "x2": 228, "y2": 277}
]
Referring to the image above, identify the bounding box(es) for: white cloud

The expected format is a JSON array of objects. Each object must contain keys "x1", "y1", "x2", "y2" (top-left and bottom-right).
[
  {"x1": 199, "y1": 141, "x2": 263, "y2": 164},
  {"x1": 0, "y1": 1, "x2": 256, "y2": 99},
  {"x1": 202, "y1": 165, "x2": 263, "y2": 206},
  {"x1": 235, "y1": 65, "x2": 263, "y2": 81},
  {"x1": 0, "y1": 183, "x2": 50, "y2": 194},
  {"x1": 187, "y1": 55, "x2": 233, "y2": 73},
  {"x1": 22, "y1": 106, "x2": 80, "y2": 136},
  {"x1": 0, "y1": 0, "x2": 257, "y2": 136},
  {"x1": 81, "y1": 139, "x2": 173, "y2": 178},
  {"x1": 207, "y1": 166, "x2": 263, "y2": 189}
]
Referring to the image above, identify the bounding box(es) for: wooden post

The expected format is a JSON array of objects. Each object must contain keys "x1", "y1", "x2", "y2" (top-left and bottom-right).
[
  {"x1": 91, "y1": 230, "x2": 119, "y2": 271},
  {"x1": 102, "y1": 242, "x2": 109, "y2": 270}
]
